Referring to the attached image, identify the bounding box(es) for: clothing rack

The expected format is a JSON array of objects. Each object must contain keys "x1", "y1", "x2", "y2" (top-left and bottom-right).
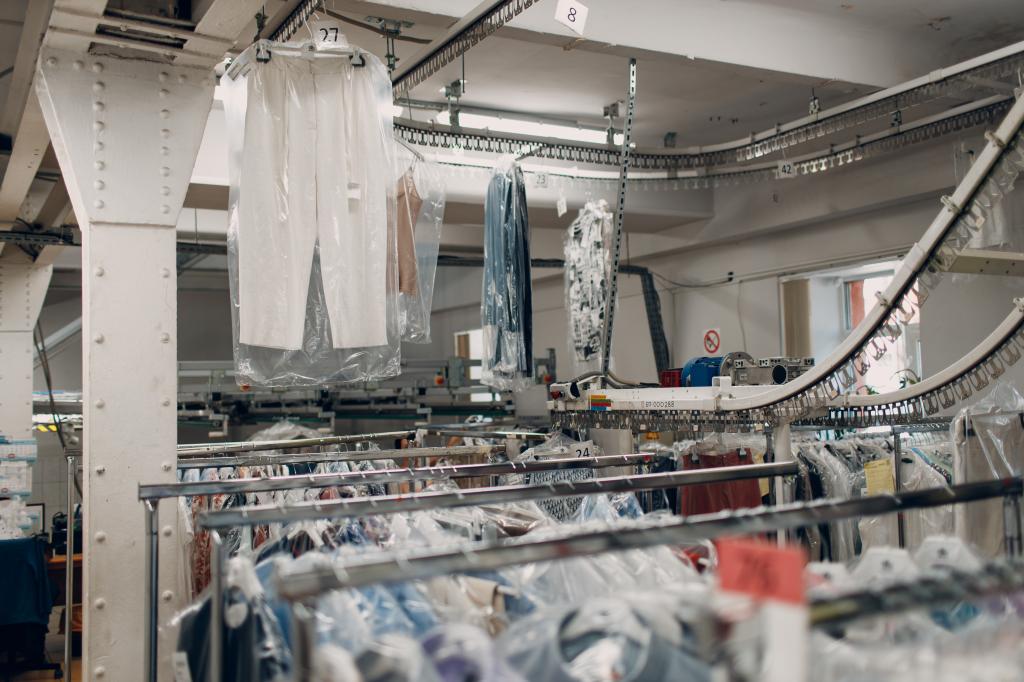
[
  {"x1": 198, "y1": 462, "x2": 798, "y2": 529},
  {"x1": 175, "y1": 443, "x2": 505, "y2": 470},
  {"x1": 274, "y1": 476, "x2": 1024, "y2": 600},
  {"x1": 192, "y1": 459, "x2": 799, "y2": 682},
  {"x1": 267, "y1": 476, "x2": 1024, "y2": 681},
  {"x1": 808, "y1": 555, "x2": 1024, "y2": 627}
]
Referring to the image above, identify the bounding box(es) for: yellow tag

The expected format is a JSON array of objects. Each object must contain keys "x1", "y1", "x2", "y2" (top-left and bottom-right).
[{"x1": 864, "y1": 458, "x2": 895, "y2": 495}]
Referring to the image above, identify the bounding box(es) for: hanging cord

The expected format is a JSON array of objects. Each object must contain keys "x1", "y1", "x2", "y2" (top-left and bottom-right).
[{"x1": 34, "y1": 321, "x2": 81, "y2": 497}]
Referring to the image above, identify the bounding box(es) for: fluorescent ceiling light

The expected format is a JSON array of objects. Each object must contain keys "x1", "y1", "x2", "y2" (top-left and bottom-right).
[{"x1": 435, "y1": 110, "x2": 622, "y2": 146}]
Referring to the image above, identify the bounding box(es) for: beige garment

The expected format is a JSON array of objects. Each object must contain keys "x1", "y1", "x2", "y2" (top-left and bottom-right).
[{"x1": 396, "y1": 170, "x2": 423, "y2": 295}]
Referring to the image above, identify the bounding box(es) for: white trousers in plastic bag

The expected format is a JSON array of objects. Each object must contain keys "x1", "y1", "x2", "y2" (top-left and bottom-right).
[{"x1": 237, "y1": 56, "x2": 390, "y2": 350}]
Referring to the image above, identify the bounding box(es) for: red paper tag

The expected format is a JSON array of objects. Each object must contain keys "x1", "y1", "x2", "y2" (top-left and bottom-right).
[{"x1": 717, "y1": 537, "x2": 806, "y2": 605}]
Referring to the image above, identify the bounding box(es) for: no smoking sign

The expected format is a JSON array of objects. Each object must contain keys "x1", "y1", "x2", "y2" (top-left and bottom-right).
[{"x1": 703, "y1": 328, "x2": 721, "y2": 354}]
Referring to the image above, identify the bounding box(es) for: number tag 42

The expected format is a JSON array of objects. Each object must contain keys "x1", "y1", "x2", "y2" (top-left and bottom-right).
[{"x1": 555, "y1": 0, "x2": 589, "y2": 36}]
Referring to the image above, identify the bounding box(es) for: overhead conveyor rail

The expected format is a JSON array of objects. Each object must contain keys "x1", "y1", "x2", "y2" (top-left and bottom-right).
[{"x1": 552, "y1": 93, "x2": 1024, "y2": 430}]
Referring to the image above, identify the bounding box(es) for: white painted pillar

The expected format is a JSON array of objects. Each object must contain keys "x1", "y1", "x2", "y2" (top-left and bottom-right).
[
  {"x1": 0, "y1": 257, "x2": 52, "y2": 437},
  {"x1": 35, "y1": 50, "x2": 213, "y2": 681}
]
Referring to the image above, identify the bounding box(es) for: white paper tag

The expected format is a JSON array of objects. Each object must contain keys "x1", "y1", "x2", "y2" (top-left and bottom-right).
[
  {"x1": 172, "y1": 652, "x2": 193, "y2": 682},
  {"x1": 776, "y1": 160, "x2": 798, "y2": 179},
  {"x1": 556, "y1": 195, "x2": 568, "y2": 217},
  {"x1": 555, "y1": 0, "x2": 589, "y2": 35},
  {"x1": 572, "y1": 440, "x2": 595, "y2": 458},
  {"x1": 311, "y1": 19, "x2": 347, "y2": 48}
]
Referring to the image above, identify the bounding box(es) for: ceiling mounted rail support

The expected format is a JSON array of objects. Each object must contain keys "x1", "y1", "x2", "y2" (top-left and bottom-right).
[
  {"x1": 391, "y1": 0, "x2": 539, "y2": 97},
  {"x1": 269, "y1": 0, "x2": 325, "y2": 43},
  {"x1": 601, "y1": 58, "x2": 638, "y2": 374}
]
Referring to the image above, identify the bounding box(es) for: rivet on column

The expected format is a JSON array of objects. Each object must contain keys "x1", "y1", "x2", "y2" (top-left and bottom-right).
[
  {"x1": 161, "y1": 526, "x2": 173, "y2": 537},
  {"x1": 161, "y1": 398, "x2": 171, "y2": 406},
  {"x1": 94, "y1": 598, "x2": 106, "y2": 609},
  {"x1": 94, "y1": 266, "x2": 104, "y2": 277},
  {"x1": 94, "y1": 199, "x2": 104, "y2": 209},
  {"x1": 159, "y1": 89, "x2": 170, "y2": 98},
  {"x1": 160, "y1": 332, "x2": 170, "y2": 343},
  {"x1": 160, "y1": 205, "x2": 170, "y2": 214},
  {"x1": 91, "y1": 62, "x2": 104, "y2": 73},
  {"x1": 161, "y1": 461, "x2": 172, "y2": 471},
  {"x1": 94, "y1": 160, "x2": 105, "y2": 171},
  {"x1": 160, "y1": 186, "x2": 170, "y2": 196},
  {"x1": 160, "y1": 109, "x2": 170, "y2": 119},
  {"x1": 160, "y1": 267, "x2": 170, "y2": 278},
  {"x1": 158, "y1": 71, "x2": 169, "y2": 82},
  {"x1": 73, "y1": 60, "x2": 84, "y2": 71},
  {"x1": 94, "y1": 531, "x2": 107, "y2": 542},
  {"x1": 93, "y1": 334, "x2": 104, "y2": 344},
  {"x1": 161, "y1": 590, "x2": 174, "y2": 602},
  {"x1": 94, "y1": 180, "x2": 105, "y2": 190},
  {"x1": 94, "y1": 399, "x2": 105, "y2": 408},
  {"x1": 177, "y1": 73, "x2": 187, "y2": 84},
  {"x1": 160, "y1": 166, "x2": 170, "y2": 177},
  {"x1": 93, "y1": 121, "x2": 104, "y2": 132},
  {"x1": 93, "y1": 101, "x2": 105, "y2": 113},
  {"x1": 95, "y1": 465, "x2": 106, "y2": 475},
  {"x1": 94, "y1": 666, "x2": 106, "y2": 678},
  {"x1": 160, "y1": 129, "x2": 171, "y2": 139},
  {"x1": 45, "y1": 57, "x2": 57, "y2": 67},
  {"x1": 92, "y1": 81, "x2": 105, "y2": 93}
]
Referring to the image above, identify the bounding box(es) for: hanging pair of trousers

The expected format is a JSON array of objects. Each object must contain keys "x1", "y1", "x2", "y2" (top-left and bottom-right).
[{"x1": 237, "y1": 54, "x2": 391, "y2": 350}]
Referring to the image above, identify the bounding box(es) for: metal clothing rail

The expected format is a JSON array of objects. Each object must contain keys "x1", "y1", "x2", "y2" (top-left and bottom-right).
[
  {"x1": 809, "y1": 555, "x2": 1024, "y2": 627},
  {"x1": 176, "y1": 430, "x2": 416, "y2": 455},
  {"x1": 199, "y1": 462, "x2": 800, "y2": 530},
  {"x1": 274, "y1": 477, "x2": 1024, "y2": 600},
  {"x1": 143, "y1": 453, "x2": 657, "y2": 499},
  {"x1": 175, "y1": 444, "x2": 506, "y2": 470}
]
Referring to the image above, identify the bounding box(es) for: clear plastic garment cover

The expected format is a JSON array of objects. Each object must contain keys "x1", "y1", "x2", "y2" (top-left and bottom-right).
[
  {"x1": 223, "y1": 39, "x2": 401, "y2": 387},
  {"x1": 564, "y1": 200, "x2": 614, "y2": 375},
  {"x1": 392, "y1": 146, "x2": 446, "y2": 344},
  {"x1": 481, "y1": 161, "x2": 534, "y2": 391}
]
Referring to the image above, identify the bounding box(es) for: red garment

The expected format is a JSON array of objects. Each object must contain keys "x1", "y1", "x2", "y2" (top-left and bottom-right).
[{"x1": 680, "y1": 449, "x2": 762, "y2": 515}]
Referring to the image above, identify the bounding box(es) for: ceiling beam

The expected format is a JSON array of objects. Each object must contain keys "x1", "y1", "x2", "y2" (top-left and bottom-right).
[{"x1": 353, "y1": 0, "x2": 937, "y2": 88}]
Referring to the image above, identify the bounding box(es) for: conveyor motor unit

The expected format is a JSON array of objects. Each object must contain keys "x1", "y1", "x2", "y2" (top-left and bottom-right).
[{"x1": 660, "y1": 352, "x2": 814, "y2": 387}]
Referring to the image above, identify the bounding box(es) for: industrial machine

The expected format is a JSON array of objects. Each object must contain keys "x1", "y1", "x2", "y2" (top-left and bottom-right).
[{"x1": 660, "y1": 352, "x2": 815, "y2": 388}]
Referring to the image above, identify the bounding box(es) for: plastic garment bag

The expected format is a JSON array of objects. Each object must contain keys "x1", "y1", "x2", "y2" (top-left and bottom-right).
[
  {"x1": 422, "y1": 624, "x2": 526, "y2": 681},
  {"x1": 392, "y1": 147, "x2": 446, "y2": 344},
  {"x1": 481, "y1": 162, "x2": 533, "y2": 391},
  {"x1": 223, "y1": 39, "x2": 401, "y2": 387},
  {"x1": 498, "y1": 597, "x2": 711, "y2": 682},
  {"x1": 951, "y1": 381, "x2": 1024, "y2": 558},
  {"x1": 563, "y1": 200, "x2": 613, "y2": 374},
  {"x1": 171, "y1": 557, "x2": 291, "y2": 682}
]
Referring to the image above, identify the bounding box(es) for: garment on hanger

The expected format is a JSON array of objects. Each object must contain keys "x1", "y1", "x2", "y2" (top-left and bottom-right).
[
  {"x1": 563, "y1": 200, "x2": 613, "y2": 374},
  {"x1": 678, "y1": 439, "x2": 762, "y2": 516},
  {"x1": 481, "y1": 163, "x2": 533, "y2": 391},
  {"x1": 395, "y1": 170, "x2": 422, "y2": 296},
  {"x1": 952, "y1": 382, "x2": 1024, "y2": 558},
  {"x1": 392, "y1": 151, "x2": 447, "y2": 344},
  {"x1": 223, "y1": 40, "x2": 401, "y2": 386}
]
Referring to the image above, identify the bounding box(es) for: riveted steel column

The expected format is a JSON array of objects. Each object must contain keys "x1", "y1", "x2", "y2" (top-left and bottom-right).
[{"x1": 36, "y1": 50, "x2": 214, "y2": 682}]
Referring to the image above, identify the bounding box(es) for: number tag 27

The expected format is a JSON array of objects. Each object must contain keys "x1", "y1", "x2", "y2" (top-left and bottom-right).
[
  {"x1": 311, "y1": 19, "x2": 345, "y2": 47},
  {"x1": 555, "y1": 0, "x2": 589, "y2": 36}
]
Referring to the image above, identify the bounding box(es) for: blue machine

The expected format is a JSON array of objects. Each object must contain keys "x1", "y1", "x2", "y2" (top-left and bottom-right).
[{"x1": 681, "y1": 356, "x2": 724, "y2": 387}]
